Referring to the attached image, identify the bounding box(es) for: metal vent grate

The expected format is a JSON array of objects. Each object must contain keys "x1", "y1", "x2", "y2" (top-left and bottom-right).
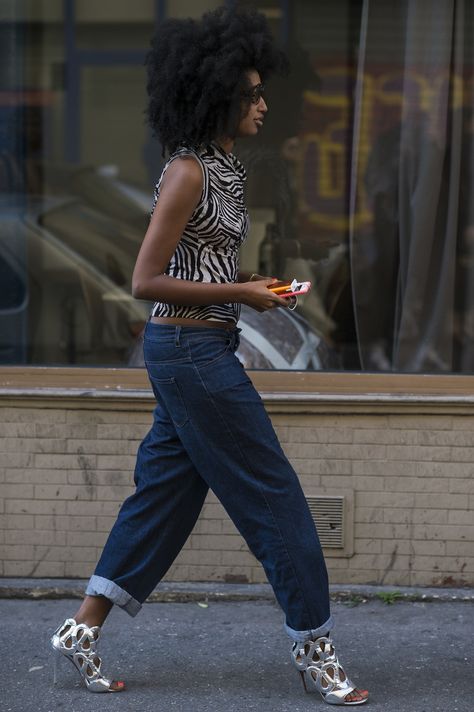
[{"x1": 306, "y1": 496, "x2": 345, "y2": 549}]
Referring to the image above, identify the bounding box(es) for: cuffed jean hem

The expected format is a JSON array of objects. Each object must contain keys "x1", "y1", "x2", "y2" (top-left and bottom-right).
[
  {"x1": 85, "y1": 575, "x2": 142, "y2": 617},
  {"x1": 284, "y1": 614, "x2": 334, "y2": 643}
]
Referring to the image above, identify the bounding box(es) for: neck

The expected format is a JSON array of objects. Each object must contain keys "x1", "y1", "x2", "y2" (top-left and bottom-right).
[{"x1": 215, "y1": 137, "x2": 234, "y2": 154}]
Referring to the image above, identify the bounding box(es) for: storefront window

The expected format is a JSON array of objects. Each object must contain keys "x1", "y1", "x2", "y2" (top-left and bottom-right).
[{"x1": 1, "y1": 1, "x2": 473, "y2": 373}]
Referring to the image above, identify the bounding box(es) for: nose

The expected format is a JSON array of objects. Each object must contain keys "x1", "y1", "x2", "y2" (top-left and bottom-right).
[{"x1": 259, "y1": 97, "x2": 268, "y2": 113}]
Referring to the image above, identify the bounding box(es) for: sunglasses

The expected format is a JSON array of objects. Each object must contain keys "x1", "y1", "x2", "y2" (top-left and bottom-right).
[{"x1": 242, "y1": 83, "x2": 265, "y2": 105}]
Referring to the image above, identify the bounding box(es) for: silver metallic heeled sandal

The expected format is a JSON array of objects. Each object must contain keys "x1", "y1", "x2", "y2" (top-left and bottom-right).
[
  {"x1": 291, "y1": 636, "x2": 368, "y2": 705},
  {"x1": 51, "y1": 618, "x2": 125, "y2": 693}
]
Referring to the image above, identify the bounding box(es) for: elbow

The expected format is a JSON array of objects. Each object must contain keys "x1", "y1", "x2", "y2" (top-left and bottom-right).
[
  {"x1": 131, "y1": 279, "x2": 146, "y2": 300},
  {"x1": 132, "y1": 272, "x2": 166, "y2": 300},
  {"x1": 131, "y1": 267, "x2": 150, "y2": 299}
]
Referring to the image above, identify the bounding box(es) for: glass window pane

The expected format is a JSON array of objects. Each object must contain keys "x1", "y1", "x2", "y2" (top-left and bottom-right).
[{"x1": 3, "y1": 1, "x2": 474, "y2": 373}]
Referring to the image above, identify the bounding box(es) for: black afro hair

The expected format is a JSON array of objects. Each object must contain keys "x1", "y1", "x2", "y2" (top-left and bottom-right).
[{"x1": 145, "y1": 6, "x2": 288, "y2": 154}]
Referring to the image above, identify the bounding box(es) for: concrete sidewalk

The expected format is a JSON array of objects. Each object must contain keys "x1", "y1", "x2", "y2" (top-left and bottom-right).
[{"x1": 2, "y1": 591, "x2": 472, "y2": 712}]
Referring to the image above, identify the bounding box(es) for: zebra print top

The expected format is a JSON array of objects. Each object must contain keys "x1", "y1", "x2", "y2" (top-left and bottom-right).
[{"x1": 150, "y1": 142, "x2": 249, "y2": 324}]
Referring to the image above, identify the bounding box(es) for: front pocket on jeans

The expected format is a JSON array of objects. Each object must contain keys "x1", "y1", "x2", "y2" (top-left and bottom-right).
[{"x1": 149, "y1": 375, "x2": 189, "y2": 428}]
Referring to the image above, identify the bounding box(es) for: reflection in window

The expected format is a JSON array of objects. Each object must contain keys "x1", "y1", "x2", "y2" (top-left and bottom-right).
[
  {"x1": 2, "y1": 1, "x2": 474, "y2": 373},
  {"x1": 0, "y1": 255, "x2": 26, "y2": 310}
]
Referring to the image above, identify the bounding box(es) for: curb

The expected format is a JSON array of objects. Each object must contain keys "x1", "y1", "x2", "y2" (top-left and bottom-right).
[{"x1": 0, "y1": 578, "x2": 473, "y2": 603}]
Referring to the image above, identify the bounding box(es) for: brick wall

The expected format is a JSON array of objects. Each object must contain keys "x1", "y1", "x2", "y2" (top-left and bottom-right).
[{"x1": 0, "y1": 398, "x2": 473, "y2": 587}]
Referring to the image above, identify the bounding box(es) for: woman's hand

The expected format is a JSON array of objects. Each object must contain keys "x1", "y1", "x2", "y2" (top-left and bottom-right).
[{"x1": 238, "y1": 278, "x2": 289, "y2": 313}]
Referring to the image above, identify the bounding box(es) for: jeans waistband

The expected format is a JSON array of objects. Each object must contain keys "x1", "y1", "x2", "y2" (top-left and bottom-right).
[{"x1": 145, "y1": 321, "x2": 242, "y2": 348}]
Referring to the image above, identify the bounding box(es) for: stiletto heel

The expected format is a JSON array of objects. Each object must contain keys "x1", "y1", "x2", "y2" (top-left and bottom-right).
[
  {"x1": 291, "y1": 636, "x2": 368, "y2": 705},
  {"x1": 53, "y1": 647, "x2": 59, "y2": 685},
  {"x1": 50, "y1": 618, "x2": 125, "y2": 693}
]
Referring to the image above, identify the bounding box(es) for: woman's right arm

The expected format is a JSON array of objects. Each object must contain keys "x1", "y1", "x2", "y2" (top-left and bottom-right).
[{"x1": 132, "y1": 157, "x2": 287, "y2": 313}]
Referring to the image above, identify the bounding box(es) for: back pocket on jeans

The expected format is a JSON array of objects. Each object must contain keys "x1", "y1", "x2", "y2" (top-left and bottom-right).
[{"x1": 150, "y1": 375, "x2": 189, "y2": 428}]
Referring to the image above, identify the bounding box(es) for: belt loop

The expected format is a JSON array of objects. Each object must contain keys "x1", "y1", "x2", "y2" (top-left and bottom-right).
[
  {"x1": 233, "y1": 327, "x2": 241, "y2": 350},
  {"x1": 175, "y1": 325, "x2": 181, "y2": 347}
]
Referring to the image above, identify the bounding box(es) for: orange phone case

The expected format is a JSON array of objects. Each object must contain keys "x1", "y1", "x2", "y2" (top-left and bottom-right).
[{"x1": 269, "y1": 279, "x2": 312, "y2": 298}]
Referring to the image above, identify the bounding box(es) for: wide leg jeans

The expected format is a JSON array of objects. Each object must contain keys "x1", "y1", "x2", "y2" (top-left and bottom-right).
[{"x1": 86, "y1": 322, "x2": 333, "y2": 641}]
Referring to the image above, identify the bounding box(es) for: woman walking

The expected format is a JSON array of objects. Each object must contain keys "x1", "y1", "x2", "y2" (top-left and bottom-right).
[{"x1": 51, "y1": 7, "x2": 368, "y2": 705}]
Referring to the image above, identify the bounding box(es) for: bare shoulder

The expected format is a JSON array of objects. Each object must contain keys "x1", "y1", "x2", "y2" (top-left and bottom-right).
[{"x1": 161, "y1": 153, "x2": 203, "y2": 193}]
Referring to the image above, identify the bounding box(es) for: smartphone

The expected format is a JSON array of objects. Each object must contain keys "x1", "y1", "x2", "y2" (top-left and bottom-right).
[{"x1": 268, "y1": 278, "x2": 312, "y2": 298}]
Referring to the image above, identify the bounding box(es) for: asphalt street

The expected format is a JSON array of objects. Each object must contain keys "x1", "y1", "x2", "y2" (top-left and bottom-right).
[{"x1": 2, "y1": 597, "x2": 472, "y2": 712}]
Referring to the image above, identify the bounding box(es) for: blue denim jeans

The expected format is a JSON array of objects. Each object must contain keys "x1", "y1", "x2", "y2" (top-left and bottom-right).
[{"x1": 86, "y1": 322, "x2": 333, "y2": 642}]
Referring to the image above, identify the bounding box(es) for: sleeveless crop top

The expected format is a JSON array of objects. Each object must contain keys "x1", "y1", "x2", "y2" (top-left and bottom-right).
[{"x1": 149, "y1": 142, "x2": 249, "y2": 324}]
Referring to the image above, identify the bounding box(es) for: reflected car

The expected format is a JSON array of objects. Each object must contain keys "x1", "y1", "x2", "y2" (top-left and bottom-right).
[{"x1": 0, "y1": 166, "x2": 337, "y2": 369}]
